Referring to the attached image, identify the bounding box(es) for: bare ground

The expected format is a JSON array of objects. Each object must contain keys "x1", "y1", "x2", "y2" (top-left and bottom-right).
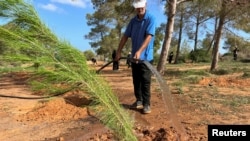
[{"x1": 0, "y1": 62, "x2": 249, "y2": 141}]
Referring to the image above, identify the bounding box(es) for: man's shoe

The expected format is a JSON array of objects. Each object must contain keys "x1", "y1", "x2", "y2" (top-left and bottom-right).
[
  {"x1": 143, "y1": 105, "x2": 151, "y2": 114},
  {"x1": 130, "y1": 101, "x2": 143, "y2": 109}
]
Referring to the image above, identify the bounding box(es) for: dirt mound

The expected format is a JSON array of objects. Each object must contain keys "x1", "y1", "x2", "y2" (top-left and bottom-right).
[
  {"x1": 199, "y1": 76, "x2": 250, "y2": 87},
  {"x1": 135, "y1": 127, "x2": 180, "y2": 141},
  {"x1": 17, "y1": 98, "x2": 88, "y2": 122}
]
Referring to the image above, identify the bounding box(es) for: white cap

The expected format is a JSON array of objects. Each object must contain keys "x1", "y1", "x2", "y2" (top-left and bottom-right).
[{"x1": 133, "y1": 0, "x2": 147, "y2": 8}]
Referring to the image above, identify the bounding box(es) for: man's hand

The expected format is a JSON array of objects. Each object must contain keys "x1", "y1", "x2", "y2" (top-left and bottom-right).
[
  {"x1": 134, "y1": 51, "x2": 141, "y2": 63},
  {"x1": 114, "y1": 51, "x2": 121, "y2": 62}
]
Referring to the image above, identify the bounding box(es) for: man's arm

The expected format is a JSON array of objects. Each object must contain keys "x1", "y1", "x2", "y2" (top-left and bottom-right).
[
  {"x1": 134, "y1": 34, "x2": 153, "y2": 60},
  {"x1": 115, "y1": 35, "x2": 128, "y2": 61}
]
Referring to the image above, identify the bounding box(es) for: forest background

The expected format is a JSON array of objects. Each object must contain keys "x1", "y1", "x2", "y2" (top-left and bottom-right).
[{"x1": 83, "y1": 0, "x2": 250, "y2": 73}]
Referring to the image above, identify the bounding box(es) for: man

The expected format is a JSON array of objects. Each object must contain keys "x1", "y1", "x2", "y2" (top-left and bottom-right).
[
  {"x1": 115, "y1": 0, "x2": 156, "y2": 114},
  {"x1": 168, "y1": 51, "x2": 174, "y2": 64}
]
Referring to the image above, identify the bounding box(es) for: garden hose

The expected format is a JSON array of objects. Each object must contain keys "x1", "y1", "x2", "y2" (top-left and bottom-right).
[
  {"x1": 0, "y1": 82, "x2": 82, "y2": 99},
  {"x1": 96, "y1": 57, "x2": 138, "y2": 73}
]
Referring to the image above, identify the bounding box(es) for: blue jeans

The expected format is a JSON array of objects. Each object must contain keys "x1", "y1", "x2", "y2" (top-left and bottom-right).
[{"x1": 131, "y1": 62, "x2": 152, "y2": 106}]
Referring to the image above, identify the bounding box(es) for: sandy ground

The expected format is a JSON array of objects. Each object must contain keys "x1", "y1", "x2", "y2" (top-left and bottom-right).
[{"x1": 0, "y1": 62, "x2": 250, "y2": 141}]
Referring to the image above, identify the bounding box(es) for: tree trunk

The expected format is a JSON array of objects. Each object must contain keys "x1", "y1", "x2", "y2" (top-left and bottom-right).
[
  {"x1": 174, "y1": 12, "x2": 183, "y2": 64},
  {"x1": 157, "y1": 0, "x2": 177, "y2": 74},
  {"x1": 210, "y1": 2, "x2": 227, "y2": 71},
  {"x1": 206, "y1": 17, "x2": 218, "y2": 55},
  {"x1": 194, "y1": 15, "x2": 200, "y2": 51}
]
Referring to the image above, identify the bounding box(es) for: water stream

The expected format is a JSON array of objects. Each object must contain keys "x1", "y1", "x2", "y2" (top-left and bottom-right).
[{"x1": 143, "y1": 61, "x2": 188, "y2": 141}]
